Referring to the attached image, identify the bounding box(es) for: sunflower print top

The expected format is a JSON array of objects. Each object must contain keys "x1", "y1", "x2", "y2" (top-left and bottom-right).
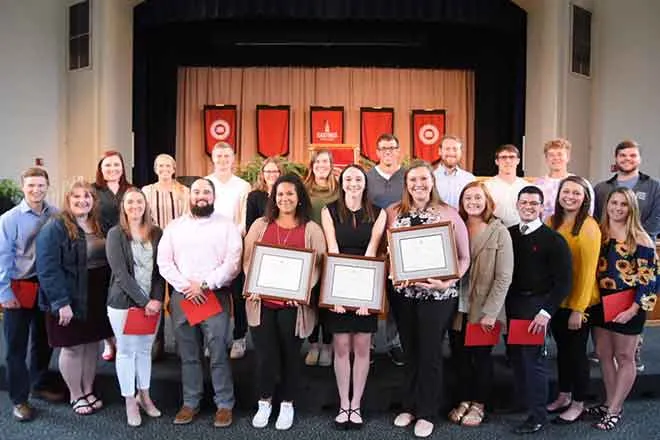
[{"x1": 596, "y1": 239, "x2": 659, "y2": 312}]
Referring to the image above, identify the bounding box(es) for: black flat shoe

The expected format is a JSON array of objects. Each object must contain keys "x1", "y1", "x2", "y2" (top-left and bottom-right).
[
  {"x1": 348, "y1": 408, "x2": 363, "y2": 430},
  {"x1": 334, "y1": 408, "x2": 350, "y2": 430},
  {"x1": 513, "y1": 419, "x2": 545, "y2": 435}
]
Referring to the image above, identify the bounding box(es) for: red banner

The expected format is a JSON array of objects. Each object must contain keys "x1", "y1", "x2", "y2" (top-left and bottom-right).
[
  {"x1": 203, "y1": 105, "x2": 237, "y2": 156},
  {"x1": 256, "y1": 105, "x2": 290, "y2": 157},
  {"x1": 360, "y1": 108, "x2": 394, "y2": 162},
  {"x1": 310, "y1": 106, "x2": 344, "y2": 144},
  {"x1": 411, "y1": 109, "x2": 446, "y2": 163}
]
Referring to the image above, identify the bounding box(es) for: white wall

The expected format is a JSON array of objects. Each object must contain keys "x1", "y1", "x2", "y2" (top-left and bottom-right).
[
  {"x1": 590, "y1": 0, "x2": 660, "y2": 181},
  {"x1": 0, "y1": 0, "x2": 67, "y2": 193}
]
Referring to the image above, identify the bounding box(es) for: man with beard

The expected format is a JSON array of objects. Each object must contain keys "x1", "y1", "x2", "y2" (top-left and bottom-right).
[
  {"x1": 206, "y1": 142, "x2": 252, "y2": 360},
  {"x1": 593, "y1": 140, "x2": 659, "y2": 372},
  {"x1": 0, "y1": 167, "x2": 64, "y2": 421},
  {"x1": 157, "y1": 178, "x2": 242, "y2": 428},
  {"x1": 433, "y1": 135, "x2": 475, "y2": 209}
]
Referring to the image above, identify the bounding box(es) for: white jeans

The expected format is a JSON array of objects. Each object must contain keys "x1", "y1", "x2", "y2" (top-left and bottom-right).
[{"x1": 107, "y1": 307, "x2": 158, "y2": 397}]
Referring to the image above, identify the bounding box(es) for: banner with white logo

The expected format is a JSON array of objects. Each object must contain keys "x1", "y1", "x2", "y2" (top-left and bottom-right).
[
  {"x1": 411, "y1": 109, "x2": 446, "y2": 163},
  {"x1": 360, "y1": 107, "x2": 394, "y2": 162},
  {"x1": 203, "y1": 105, "x2": 238, "y2": 156},
  {"x1": 256, "y1": 105, "x2": 290, "y2": 157},
  {"x1": 310, "y1": 106, "x2": 344, "y2": 144}
]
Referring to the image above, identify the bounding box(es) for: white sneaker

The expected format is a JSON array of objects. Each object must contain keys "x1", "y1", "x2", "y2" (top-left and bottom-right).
[
  {"x1": 318, "y1": 344, "x2": 333, "y2": 367},
  {"x1": 251, "y1": 400, "x2": 272, "y2": 428},
  {"x1": 275, "y1": 402, "x2": 294, "y2": 430},
  {"x1": 230, "y1": 338, "x2": 247, "y2": 360}
]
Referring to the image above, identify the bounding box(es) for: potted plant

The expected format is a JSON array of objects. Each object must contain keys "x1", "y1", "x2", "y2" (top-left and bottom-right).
[{"x1": 0, "y1": 178, "x2": 22, "y2": 215}]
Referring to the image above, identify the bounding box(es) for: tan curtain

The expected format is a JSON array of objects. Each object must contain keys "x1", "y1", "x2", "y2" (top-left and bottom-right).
[{"x1": 176, "y1": 67, "x2": 475, "y2": 176}]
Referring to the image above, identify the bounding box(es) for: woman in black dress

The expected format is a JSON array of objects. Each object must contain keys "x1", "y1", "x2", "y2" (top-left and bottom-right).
[{"x1": 321, "y1": 165, "x2": 387, "y2": 429}]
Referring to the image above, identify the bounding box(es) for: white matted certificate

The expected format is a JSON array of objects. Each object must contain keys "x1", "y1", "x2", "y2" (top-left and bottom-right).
[
  {"x1": 244, "y1": 243, "x2": 316, "y2": 304},
  {"x1": 319, "y1": 254, "x2": 386, "y2": 313},
  {"x1": 387, "y1": 221, "x2": 459, "y2": 283}
]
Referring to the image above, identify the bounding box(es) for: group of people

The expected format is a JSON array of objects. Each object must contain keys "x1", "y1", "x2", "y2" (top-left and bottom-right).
[{"x1": 0, "y1": 134, "x2": 657, "y2": 437}]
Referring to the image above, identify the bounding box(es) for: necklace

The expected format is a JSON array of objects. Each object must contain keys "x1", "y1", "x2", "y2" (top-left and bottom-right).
[{"x1": 276, "y1": 224, "x2": 294, "y2": 245}]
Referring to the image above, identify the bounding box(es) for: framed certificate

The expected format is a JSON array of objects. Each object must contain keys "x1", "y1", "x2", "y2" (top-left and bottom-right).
[
  {"x1": 319, "y1": 253, "x2": 387, "y2": 313},
  {"x1": 244, "y1": 243, "x2": 316, "y2": 304},
  {"x1": 387, "y1": 221, "x2": 459, "y2": 283}
]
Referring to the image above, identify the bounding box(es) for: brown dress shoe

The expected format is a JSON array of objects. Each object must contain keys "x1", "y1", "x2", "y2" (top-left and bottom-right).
[
  {"x1": 214, "y1": 408, "x2": 233, "y2": 428},
  {"x1": 173, "y1": 406, "x2": 199, "y2": 425},
  {"x1": 13, "y1": 403, "x2": 35, "y2": 422},
  {"x1": 32, "y1": 389, "x2": 66, "y2": 403}
]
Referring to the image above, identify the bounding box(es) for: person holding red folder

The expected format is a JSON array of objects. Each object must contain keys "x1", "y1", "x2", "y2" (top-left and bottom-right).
[
  {"x1": 105, "y1": 188, "x2": 165, "y2": 427},
  {"x1": 157, "y1": 178, "x2": 242, "y2": 428},
  {"x1": 588, "y1": 188, "x2": 658, "y2": 431},
  {"x1": 0, "y1": 167, "x2": 64, "y2": 421},
  {"x1": 506, "y1": 186, "x2": 572, "y2": 435},
  {"x1": 448, "y1": 181, "x2": 513, "y2": 427},
  {"x1": 542, "y1": 176, "x2": 602, "y2": 424}
]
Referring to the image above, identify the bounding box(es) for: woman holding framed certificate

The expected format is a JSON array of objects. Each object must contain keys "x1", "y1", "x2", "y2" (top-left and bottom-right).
[
  {"x1": 386, "y1": 160, "x2": 470, "y2": 438},
  {"x1": 106, "y1": 188, "x2": 165, "y2": 427},
  {"x1": 320, "y1": 165, "x2": 387, "y2": 429},
  {"x1": 243, "y1": 174, "x2": 327, "y2": 431},
  {"x1": 448, "y1": 181, "x2": 513, "y2": 427},
  {"x1": 303, "y1": 149, "x2": 339, "y2": 367},
  {"x1": 588, "y1": 188, "x2": 657, "y2": 431}
]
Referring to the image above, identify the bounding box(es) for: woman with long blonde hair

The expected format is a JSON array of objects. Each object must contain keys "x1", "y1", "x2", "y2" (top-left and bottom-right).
[
  {"x1": 36, "y1": 180, "x2": 114, "y2": 415},
  {"x1": 303, "y1": 150, "x2": 338, "y2": 367},
  {"x1": 587, "y1": 188, "x2": 657, "y2": 430}
]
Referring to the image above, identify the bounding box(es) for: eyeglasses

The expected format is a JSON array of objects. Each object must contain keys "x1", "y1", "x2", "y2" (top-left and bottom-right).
[
  {"x1": 497, "y1": 155, "x2": 518, "y2": 160},
  {"x1": 378, "y1": 146, "x2": 400, "y2": 152},
  {"x1": 518, "y1": 201, "x2": 541, "y2": 207}
]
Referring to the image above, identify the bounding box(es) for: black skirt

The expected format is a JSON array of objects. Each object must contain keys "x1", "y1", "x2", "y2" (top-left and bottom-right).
[
  {"x1": 325, "y1": 310, "x2": 378, "y2": 334},
  {"x1": 46, "y1": 266, "x2": 114, "y2": 347},
  {"x1": 591, "y1": 297, "x2": 646, "y2": 336}
]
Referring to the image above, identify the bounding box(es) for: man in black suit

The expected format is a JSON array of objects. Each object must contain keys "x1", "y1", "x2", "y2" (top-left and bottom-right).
[{"x1": 506, "y1": 185, "x2": 572, "y2": 434}]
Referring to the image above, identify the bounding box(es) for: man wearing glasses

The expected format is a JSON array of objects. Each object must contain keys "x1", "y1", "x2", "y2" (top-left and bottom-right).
[
  {"x1": 366, "y1": 133, "x2": 406, "y2": 366},
  {"x1": 507, "y1": 186, "x2": 572, "y2": 434},
  {"x1": 484, "y1": 144, "x2": 529, "y2": 227}
]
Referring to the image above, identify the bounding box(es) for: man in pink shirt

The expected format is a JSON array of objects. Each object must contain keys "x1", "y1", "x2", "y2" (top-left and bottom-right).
[{"x1": 157, "y1": 178, "x2": 242, "y2": 428}]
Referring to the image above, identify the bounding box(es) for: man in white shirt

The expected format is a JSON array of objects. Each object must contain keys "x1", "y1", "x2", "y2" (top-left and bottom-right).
[
  {"x1": 158, "y1": 178, "x2": 242, "y2": 428},
  {"x1": 205, "y1": 142, "x2": 252, "y2": 359},
  {"x1": 433, "y1": 135, "x2": 475, "y2": 209},
  {"x1": 533, "y1": 138, "x2": 595, "y2": 221},
  {"x1": 484, "y1": 144, "x2": 529, "y2": 227}
]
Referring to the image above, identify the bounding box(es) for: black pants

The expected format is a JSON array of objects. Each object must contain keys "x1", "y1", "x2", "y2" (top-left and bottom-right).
[
  {"x1": 308, "y1": 284, "x2": 331, "y2": 344},
  {"x1": 395, "y1": 296, "x2": 457, "y2": 420},
  {"x1": 231, "y1": 272, "x2": 247, "y2": 340},
  {"x1": 448, "y1": 318, "x2": 494, "y2": 405},
  {"x1": 550, "y1": 308, "x2": 590, "y2": 401},
  {"x1": 250, "y1": 306, "x2": 302, "y2": 401},
  {"x1": 508, "y1": 343, "x2": 548, "y2": 424},
  {"x1": 3, "y1": 306, "x2": 54, "y2": 404}
]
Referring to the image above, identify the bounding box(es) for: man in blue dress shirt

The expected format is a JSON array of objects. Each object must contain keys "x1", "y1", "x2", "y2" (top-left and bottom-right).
[
  {"x1": 433, "y1": 135, "x2": 475, "y2": 210},
  {"x1": 0, "y1": 167, "x2": 63, "y2": 421}
]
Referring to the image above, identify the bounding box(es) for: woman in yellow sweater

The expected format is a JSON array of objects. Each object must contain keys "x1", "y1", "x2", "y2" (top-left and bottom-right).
[{"x1": 546, "y1": 175, "x2": 601, "y2": 423}]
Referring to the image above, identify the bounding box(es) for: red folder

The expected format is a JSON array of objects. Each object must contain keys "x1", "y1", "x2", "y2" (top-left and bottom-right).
[
  {"x1": 465, "y1": 321, "x2": 502, "y2": 346},
  {"x1": 507, "y1": 319, "x2": 545, "y2": 345},
  {"x1": 180, "y1": 292, "x2": 223, "y2": 326},
  {"x1": 123, "y1": 308, "x2": 160, "y2": 335},
  {"x1": 10, "y1": 280, "x2": 38, "y2": 309},
  {"x1": 603, "y1": 289, "x2": 635, "y2": 323}
]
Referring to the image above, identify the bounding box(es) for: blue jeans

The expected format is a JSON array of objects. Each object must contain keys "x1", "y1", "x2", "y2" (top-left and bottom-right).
[{"x1": 3, "y1": 307, "x2": 53, "y2": 404}]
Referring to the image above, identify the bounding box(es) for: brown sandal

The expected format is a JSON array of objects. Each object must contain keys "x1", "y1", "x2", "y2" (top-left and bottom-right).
[
  {"x1": 448, "y1": 401, "x2": 471, "y2": 424},
  {"x1": 461, "y1": 403, "x2": 485, "y2": 427}
]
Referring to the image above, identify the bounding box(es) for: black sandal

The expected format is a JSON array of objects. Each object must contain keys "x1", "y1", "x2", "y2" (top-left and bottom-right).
[
  {"x1": 585, "y1": 404, "x2": 608, "y2": 419},
  {"x1": 348, "y1": 408, "x2": 363, "y2": 430},
  {"x1": 594, "y1": 412, "x2": 622, "y2": 431},
  {"x1": 83, "y1": 393, "x2": 103, "y2": 411},
  {"x1": 70, "y1": 397, "x2": 93, "y2": 415},
  {"x1": 334, "y1": 408, "x2": 350, "y2": 430}
]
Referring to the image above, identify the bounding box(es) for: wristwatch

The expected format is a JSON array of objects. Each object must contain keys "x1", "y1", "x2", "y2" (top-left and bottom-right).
[{"x1": 200, "y1": 281, "x2": 210, "y2": 292}]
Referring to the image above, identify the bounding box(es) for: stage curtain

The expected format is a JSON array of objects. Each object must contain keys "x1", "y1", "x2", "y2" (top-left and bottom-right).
[{"x1": 176, "y1": 67, "x2": 474, "y2": 176}]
